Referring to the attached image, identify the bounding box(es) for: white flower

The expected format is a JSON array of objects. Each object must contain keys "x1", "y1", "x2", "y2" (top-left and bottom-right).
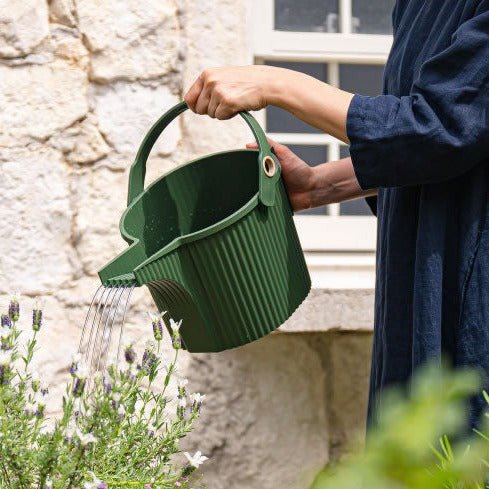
[
  {"x1": 75, "y1": 364, "x2": 89, "y2": 379},
  {"x1": 169, "y1": 318, "x2": 182, "y2": 333},
  {"x1": 34, "y1": 392, "x2": 47, "y2": 408},
  {"x1": 134, "y1": 399, "x2": 144, "y2": 411},
  {"x1": 71, "y1": 352, "x2": 82, "y2": 364},
  {"x1": 78, "y1": 432, "x2": 97, "y2": 446},
  {"x1": 112, "y1": 392, "x2": 121, "y2": 402},
  {"x1": 117, "y1": 404, "x2": 126, "y2": 417},
  {"x1": 178, "y1": 397, "x2": 187, "y2": 408},
  {"x1": 84, "y1": 476, "x2": 104, "y2": 489},
  {"x1": 0, "y1": 350, "x2": 11, "y2": 366},
  {"x1": 184, "y1": 450, "x2": 208, "y2": 468},
  {"x1": 128, "y1": 364, "x2": 139, "y2": 379},
  {"x1": 44, "y1": 479, "x2": 54, "y2": 489},
  {"x1": 178, "y1": 379, "x2": 188, "y2": 389},
  {"x1": 146, "y1": 310, "x2": 167, "y2": 322},
  {"x1": 0, "y1": 326, "x2": 11, "y2": 339},
  {"x1": 24, "y1": 402, "x2": 37, "y2": 415},
  {"x1": 191, "y1": 393, "x2": 205, "y2": 405},
  {"x1": 73, "y1": 398, "x2": 85, "y2": 413},
  {"x1": 63, "y1": 421, "x2": 78, "y2": 441}
]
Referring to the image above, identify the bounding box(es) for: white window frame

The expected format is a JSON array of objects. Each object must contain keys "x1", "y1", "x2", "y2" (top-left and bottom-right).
[{"x1": 248, "y1": 0, "x2": 393, "y2": 258}]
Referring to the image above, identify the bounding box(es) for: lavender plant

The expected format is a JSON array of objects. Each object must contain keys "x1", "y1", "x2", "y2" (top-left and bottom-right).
[{"x1": 0, "y1": 295, "x2": 208, "y2": 489}]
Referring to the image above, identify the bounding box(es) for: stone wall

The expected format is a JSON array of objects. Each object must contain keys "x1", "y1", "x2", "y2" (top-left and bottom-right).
[{"x1": 0, "y1": 1, "x2": 373, "y2": 488}]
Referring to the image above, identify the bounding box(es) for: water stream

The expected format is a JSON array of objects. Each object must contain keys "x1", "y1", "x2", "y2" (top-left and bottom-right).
[{"x1": 78, "y1": 284, "x2": 136, "y2": 376}]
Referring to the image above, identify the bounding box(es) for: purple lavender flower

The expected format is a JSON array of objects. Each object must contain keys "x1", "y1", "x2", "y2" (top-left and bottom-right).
[
  {"x1": 147, "y1": 423, "x2": 156, "y2": 438},
  {"x1": 31, "y1": 373, "x2": 40, "y2": 392},
  {"x1": 1, "y1": 314, "x2": 11, "y2": 328},
  {"x1": 0, "y1": 350, "x2": 11, "y2": 385},
  {"x1": 24, "y1": 402, "x2": 43, "y2": 418},
  {"x1": 177, "y1": 396, "x2": 187, "y2": 419},
  {"x1": 141, "y1": 344, "x2": 157, "y2": 375},
  {"x1": 177, "y1": 379, "x2": 188, "y2": 399},
  {"x1": 191, "y1": 393, "x2": 205, "y2": 413},
  {"x1": 8, "y1": 294, "x2": 19, "y2": 322},
  {"x1": 124, "y1": 344, "x2": 136, "y2": 364},
  {"x1": 172, "y1": 334, "x2": 182, "y2": 350},
  {"x1": 170, "y1": 319, "x2": 183, "y2": 350},
  {"x1": 72, "y1": 366, "x2": 88, "y2": 398},
  {"x1": 72, "y1": 377, "x2": 86, "y2": 398},
  {"x1": 148, "y1": 311, "x2": 166, "y2": 342},
  {"x1": 152, "y1": 319, "x2": 164, "y2": 341},
  {"x1": 32, "y1": 300, "x2": 43, "y2": 331},
  {"x1": 70, "y1": 353, "x2": 81, "y2": 377}
]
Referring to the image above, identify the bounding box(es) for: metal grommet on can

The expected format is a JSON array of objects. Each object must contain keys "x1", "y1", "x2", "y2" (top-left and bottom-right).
[{"x1": 262, "y1": 155, "x2": 276, "y2": 177}]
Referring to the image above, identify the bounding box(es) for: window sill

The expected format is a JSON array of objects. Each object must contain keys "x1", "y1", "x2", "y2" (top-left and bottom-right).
[
  {"x1": 275, "y1": 252, "x2": 376, "y2": 333},
  {"x1": 279, "y1": 286, "x2": 375, "y2": 333}
]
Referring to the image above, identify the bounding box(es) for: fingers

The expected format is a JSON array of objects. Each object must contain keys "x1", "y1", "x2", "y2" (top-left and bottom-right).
[
  {"x1": 184, "y1": 74, "x2": 204, "y2": 112},
  {"x1": 208, "y1": 92, "x2": 220, "y2": 119},
  {"x1": 185, "y1": 68, "x2": 240, "y2": 119},
  {"x1": 214, "y1": 103, "x2": 235, "y2": 120},
  {"x1": 194, "y1": 86, "x2": 212, "y2": 115}
]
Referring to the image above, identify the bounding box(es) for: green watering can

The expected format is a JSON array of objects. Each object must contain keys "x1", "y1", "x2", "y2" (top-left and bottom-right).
[{"x1": 99, "y1": 101, "x2": 311, "y2": 352}]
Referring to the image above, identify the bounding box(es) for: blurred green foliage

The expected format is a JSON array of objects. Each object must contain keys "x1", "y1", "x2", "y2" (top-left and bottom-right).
[{"x1": 313, "y1": 363, "x2": 489, "y2": 489}]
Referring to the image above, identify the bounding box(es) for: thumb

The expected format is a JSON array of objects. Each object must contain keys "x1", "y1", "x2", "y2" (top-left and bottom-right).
[
  {"x1": 246, "y1": 138, "x2": 283, "y2": 152},
  {"x1": 245, "y1": 141, "x2": 258, "y2": 148}
]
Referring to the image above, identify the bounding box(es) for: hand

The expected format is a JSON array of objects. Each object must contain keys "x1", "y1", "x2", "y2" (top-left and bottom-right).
[
  {"x1": 184, "y1": 65, "x2": 279, "y2": 120},
  {"x1": 246, "y1": 138, "x2": 315, "y2": 212}
]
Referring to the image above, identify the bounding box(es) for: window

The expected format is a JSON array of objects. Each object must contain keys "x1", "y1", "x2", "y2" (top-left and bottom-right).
[{"x1": 249, "y1": 0, "x2": 394, "y2": 287}]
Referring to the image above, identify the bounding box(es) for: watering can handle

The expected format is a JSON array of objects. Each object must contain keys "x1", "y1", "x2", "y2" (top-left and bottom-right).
[{"x1": 127, "y1": 101, "x2": 281, "y2": 208}]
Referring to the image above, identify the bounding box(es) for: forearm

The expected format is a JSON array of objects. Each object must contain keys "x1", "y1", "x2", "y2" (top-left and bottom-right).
[
  {"x1": 266, "y1": 67, "x2": 354, "y2": 144},
  {"x1": 308, "y1": 157, "x2": 377, "y2": 208}
]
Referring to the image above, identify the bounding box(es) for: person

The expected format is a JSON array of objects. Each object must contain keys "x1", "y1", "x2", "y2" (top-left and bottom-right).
[{"x1": 184, "y1": 0, "x2": 489, "y2": 429}]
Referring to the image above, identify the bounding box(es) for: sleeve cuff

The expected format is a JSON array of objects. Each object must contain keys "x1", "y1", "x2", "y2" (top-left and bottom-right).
[{"x1": 346, "y1": 94, "x2": 383, "y2": 191}]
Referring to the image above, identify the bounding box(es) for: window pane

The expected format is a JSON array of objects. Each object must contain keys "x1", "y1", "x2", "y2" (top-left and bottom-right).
[
  {"x1": 339, "y1": 145, "x2": 372, "y2": 216},
  {"x1": 351, "y1": 0, "x2": 395, "y2": 34},
  {"x1": 339, "y1": 64, "x2": 384, "y2": 96},
  {"x1": 266, "y1": 61, "x2": 326, "y2": 133},
  {"x1": 275, "y1": 0, "x2": 338, "y2": 33},
  {"x1": 289, "y1": 144, "x2": 327, "y2": 167},
  {"x1": 288, "y1": 145, "x2": 328, "y2": 215}
]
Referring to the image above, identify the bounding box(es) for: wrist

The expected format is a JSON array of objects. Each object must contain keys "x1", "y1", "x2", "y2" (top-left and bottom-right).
[
  {"x1": 262, "y1": 66, "x2": 300, "y2": 109},
  {"x1": 307, "y1": 165, "x2": 326, "y2": 209}
]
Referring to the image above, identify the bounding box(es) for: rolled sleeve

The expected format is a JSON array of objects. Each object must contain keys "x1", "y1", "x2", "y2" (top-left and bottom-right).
[{"x1": 346, "y1": 7, "x2": 489, "y2": 189}]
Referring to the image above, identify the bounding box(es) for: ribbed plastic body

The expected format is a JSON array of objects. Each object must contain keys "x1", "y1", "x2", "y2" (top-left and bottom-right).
[{"x1": 139, "y1": 183, "x2": 310, "y2": 352}]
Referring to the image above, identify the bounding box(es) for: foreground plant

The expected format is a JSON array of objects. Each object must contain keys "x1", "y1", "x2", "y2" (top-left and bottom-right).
[
  {"x1": 313, "y1": 363, "x2": 489, "y2": 489},
  {"x1": 0, "y1": 295, "x2": 207, "y2": 488}
]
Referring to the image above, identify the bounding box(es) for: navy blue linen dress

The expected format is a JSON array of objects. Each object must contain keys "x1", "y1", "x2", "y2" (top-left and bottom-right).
[{"x1": 346, "y1": 0, "x2": 489, "y2": 428}]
